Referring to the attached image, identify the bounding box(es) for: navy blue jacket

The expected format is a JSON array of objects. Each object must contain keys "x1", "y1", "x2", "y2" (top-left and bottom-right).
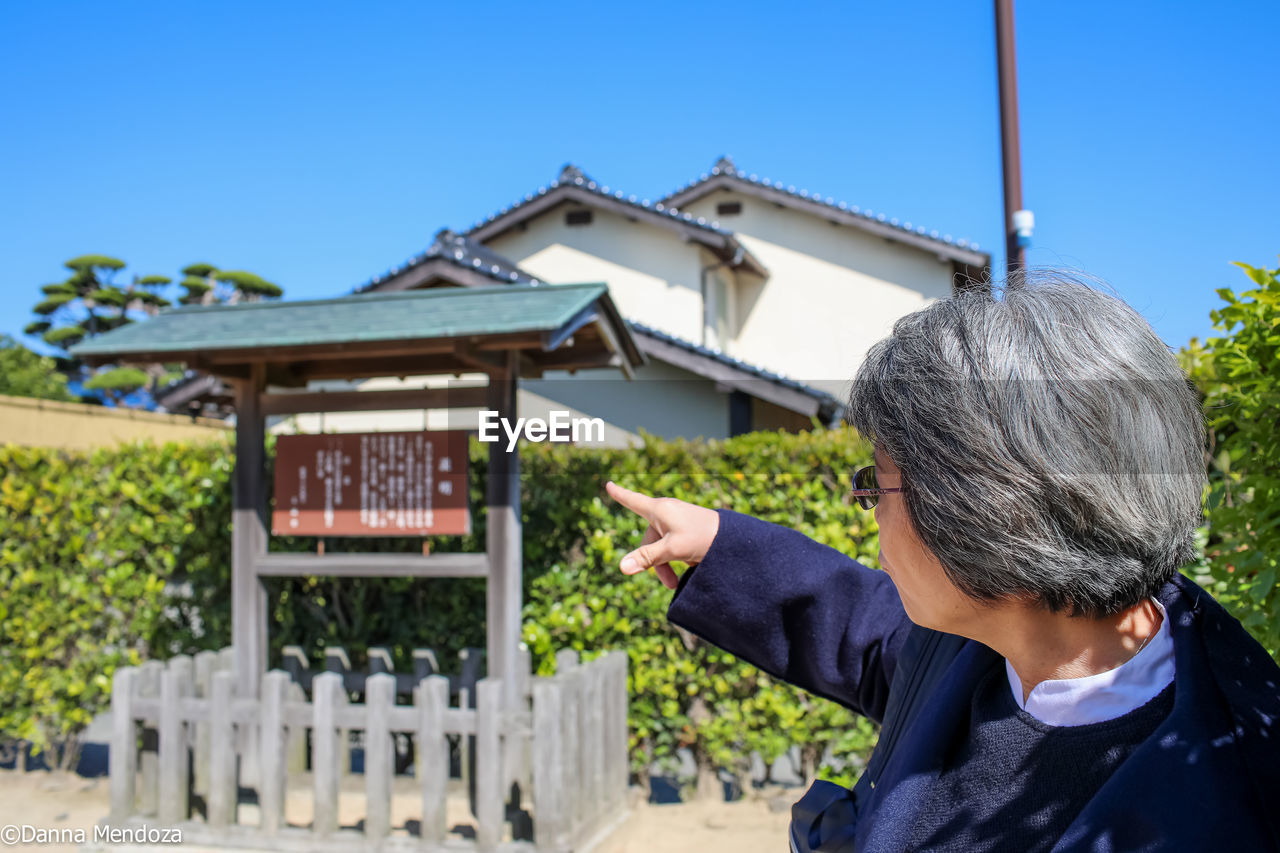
[{"x1": 667, "y1": 508, "x2": 1280, "y2": 852}]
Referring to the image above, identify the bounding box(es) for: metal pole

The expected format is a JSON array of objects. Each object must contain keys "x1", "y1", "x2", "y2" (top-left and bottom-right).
[{"x1": 995, "y1": 0, "x2": 1026, "y2": 277}]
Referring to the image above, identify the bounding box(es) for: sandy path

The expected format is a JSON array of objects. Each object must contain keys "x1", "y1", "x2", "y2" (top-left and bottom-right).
[{"x1": 0, "y1": 770, "x2": 794, "y2": 852}]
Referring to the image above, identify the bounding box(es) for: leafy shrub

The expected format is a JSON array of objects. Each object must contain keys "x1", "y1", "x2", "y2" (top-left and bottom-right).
[
  {"x1": 521, "y1": 429, "x2": 883, "y2": 793},
  {"x1": 1179, "y1": 260, "x2": 1280, "y2": 660},
  {"x1": 1, "y1": 428, "x2": 882, "y2": 788},
  {"x1": 0, "y1": 441, "x2": 232, "y2": 764}
]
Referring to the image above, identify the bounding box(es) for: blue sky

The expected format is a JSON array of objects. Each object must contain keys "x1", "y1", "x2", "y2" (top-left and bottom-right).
[{"x1": 2, "y1": 1, "x2": 1276, "y2": 353}]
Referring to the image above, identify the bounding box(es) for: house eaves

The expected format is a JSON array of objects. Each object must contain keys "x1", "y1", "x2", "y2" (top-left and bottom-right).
[
  {"x1": 661, "y1": 156, "x2": 990, "y2": 282},
  {"x1": 463, "y1": 164, "x2": 769, "y2": 279},
  {"x1": 627, "y1": 320, "x2": 843, "y2": 424},
  {"x1": 155, "y1": 370, "x2": 232, "y2": 415},
  {"x1": 354, "y1": 229, "x2": 545, "y2": 294}
]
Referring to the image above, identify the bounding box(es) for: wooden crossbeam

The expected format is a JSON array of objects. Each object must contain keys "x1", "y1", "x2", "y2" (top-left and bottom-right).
[
  {"x1": 259, "y1": 385, "x2": 489, "y2": 415},
  {"x1": 255, "y1": 552, "x2": 489, "y2": 578}
]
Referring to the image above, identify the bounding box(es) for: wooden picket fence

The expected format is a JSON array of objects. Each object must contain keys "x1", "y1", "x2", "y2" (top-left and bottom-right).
[{"x1": 105, "y1": 646, "x2": 629, "y2": 852}]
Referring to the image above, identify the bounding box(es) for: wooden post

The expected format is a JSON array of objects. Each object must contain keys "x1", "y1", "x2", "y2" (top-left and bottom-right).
[
  {"x1": 192, "y1": 650, "x2": 216, "y2": 798},
  {"x1": 170, "y1": 655, "x2": 194, "y2": 752},
  {"x1": 616, "y1": 652, "x2": 631, "y2": 806},
  {"x1": 501, "y1": 640, "x2": 532, "y2": 794},
  {"x1": 109, "y1": 666, "x2": 137, "y2": 824},
  {"x1": 600, "y1": 656, "x2": 617, "y2": 815},
  {"x1": 364, "y1": 673, "x2": 395, "y2": 841},
  {"x1": 157, "y1": 665, "x2": 191, "y2": 824},
  {"x1": 232, "y1": 365, "x2": 268, "y2": 699},
  {"x1": 475, "y1": 678, "x2": 503, "y2": 852},
  {"x1": 207, "y1": 670, "x2": 236, "y2": 828},
  {"x1": 486, "y1": 353, "x2": 522, "y2": 719},
  {"x1": 532, "y1": 676, "x2": 565, "y2": 852},
  {"x1": 554, "y1": 650, "x2": 582, "y2": 837},
  {"x1": 258, "y1": 670, "x2": 289, "y2": 835},
  {"x1": 583, "y1": 660, "x2": 604, "y2": 830},
  {"x1": 417, "y1": 675, "x2": 449, "y2": 844},
  {"x1": 368, "y1": 647, "x2": 394, "y2": 674},
  {"x1": 412, "y1": 648, "x2": 440, "y2": 684},
  {"x1": 281, "y1": 645, "x2": 311, "y2": 692},
  {"x1": 285, "y1": 681, "x2": 308, "y2": 774},
  {"x1": 608, "y1": 652, "x2": 629, "y2": 810},
  {"x1": 137, "y1": 661, "x2": 162, "y2": 816},
  {"x1": 312, "y1": 672, "x2": 344, "y2": 837}
]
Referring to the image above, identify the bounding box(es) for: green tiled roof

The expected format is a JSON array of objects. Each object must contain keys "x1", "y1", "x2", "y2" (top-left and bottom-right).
[{"x1": 71, "y1": 283, "x2": 609, "y2": 359}]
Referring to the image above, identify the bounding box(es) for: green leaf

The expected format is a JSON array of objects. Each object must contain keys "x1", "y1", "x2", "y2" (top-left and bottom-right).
[
  {"x1": 84, "y1": 366, "x2": 149, "y2": 392},
  {"x1": 214, "y1": 270, "x2": 283, "y2": 298},
  {"x1": 86, "y1": 288, "x2": 129, "y2": 308},
  {"x1": 1230, "y1": 262, "x2": 1272, "y2": 288},
  {"x1": 64, "y1": 254, "x2": 126, "y2": 272},
  {"x1": 33, "y1": 293, "x2": 74, "y2": 314},
  {"x1": 42, "y1": 326, "x2": 86, "y2": 347},
  {"x1": 1252, "y1": 567, "x2": 1277, "y2": 604}
]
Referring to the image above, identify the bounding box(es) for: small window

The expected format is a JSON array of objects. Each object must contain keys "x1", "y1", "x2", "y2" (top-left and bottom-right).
[
  {"x1": 565, "y1": 210, "x2": 593, "y2": 226},
  {"x1": 716, "y1": 201, "x2": 742, "y2": 216}
]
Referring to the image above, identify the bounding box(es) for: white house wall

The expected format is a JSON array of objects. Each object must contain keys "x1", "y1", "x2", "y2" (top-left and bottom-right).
[
  {"x1": 679, "y1": 190, "x2": 956, "y2": 398},
  {"x1": 484, "y1": 204, "x2": 714, "y2": 343},
  {"x1": 522, "y1": 358, "x2": 733, "y2": 446}
]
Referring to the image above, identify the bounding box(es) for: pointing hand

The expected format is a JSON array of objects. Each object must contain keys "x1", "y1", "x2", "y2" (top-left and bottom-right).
[{"x1": 604, "y1": 481, "x2": 721, "y2": 590}]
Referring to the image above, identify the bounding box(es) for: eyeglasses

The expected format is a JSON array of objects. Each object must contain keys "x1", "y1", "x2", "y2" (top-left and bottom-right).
[{"x1": 850, "y1": 465, "x2": 902, "y2": 510}]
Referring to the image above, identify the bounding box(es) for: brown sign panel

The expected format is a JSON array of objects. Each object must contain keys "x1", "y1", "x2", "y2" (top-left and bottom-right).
[{"x1": 272, "y1": 431, "x2": 470, "y2": 536}]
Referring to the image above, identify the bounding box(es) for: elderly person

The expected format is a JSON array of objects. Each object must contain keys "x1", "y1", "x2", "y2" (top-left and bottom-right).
[{"x1": 605, "y1": 273, "x2": 1280, "y2": 852}]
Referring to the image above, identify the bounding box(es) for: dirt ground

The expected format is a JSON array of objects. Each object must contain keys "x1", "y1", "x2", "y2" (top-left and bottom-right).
[{"x1": 0, "y1": 769, "x2": 794, "y2": 852}]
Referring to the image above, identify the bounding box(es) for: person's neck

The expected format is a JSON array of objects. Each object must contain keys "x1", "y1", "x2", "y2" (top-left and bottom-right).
[{"x1": 979, "y1": 598, "x2": 1163, "y2": 704}]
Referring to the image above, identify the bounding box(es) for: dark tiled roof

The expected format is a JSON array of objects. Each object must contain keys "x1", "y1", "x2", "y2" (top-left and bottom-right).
[
  {"x1": 627, "y1": 320, "x2": 841, "y2": 407},
  {"x1": 154, "y1": 370, "x2": 230, "y2": 411},
  {"x1": 661, "y1": 155, "x2": 986, "y2": 258},
  {"x1": 71, "y1": 283, "x2": 611, "y2": 359},
  {"x1": 355, "y1": 229, "x2": 543, "y2": 293},
  {"x1": 464, "y1": 163, "x2": 739, "y2": 237}
]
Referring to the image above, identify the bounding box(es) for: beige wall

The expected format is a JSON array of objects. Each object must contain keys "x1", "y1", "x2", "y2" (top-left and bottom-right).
[
  {"x1": 0, "y1": 394, "x2": 230, "y2": 450},
  {"x1": 484, "y1": 202, "x2": 715, "y2": 343},
  {"x1": 679, "y1": 190, "x2": 955, "y2": 398}
]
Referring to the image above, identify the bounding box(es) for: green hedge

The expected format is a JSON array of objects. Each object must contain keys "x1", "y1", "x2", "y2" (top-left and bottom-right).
[
  {"x1": 1178, "y1": 260, "x2": 1280, "y2": 661},
  {"x1": 0, "y1": 428, "x2": 880, "y2": 787},
  {"x1": 0, "y1": 442, "x2": 233, "y2": 755}
]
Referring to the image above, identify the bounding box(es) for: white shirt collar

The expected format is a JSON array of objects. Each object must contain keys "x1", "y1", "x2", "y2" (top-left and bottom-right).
[{"x1": 1005, "y1": 598, "x2": 1175, "y2": 727}]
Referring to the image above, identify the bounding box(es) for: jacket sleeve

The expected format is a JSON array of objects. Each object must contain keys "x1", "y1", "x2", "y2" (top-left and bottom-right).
[{"x1": 666, "y1": 507, "x2": 912, "y2": 724}]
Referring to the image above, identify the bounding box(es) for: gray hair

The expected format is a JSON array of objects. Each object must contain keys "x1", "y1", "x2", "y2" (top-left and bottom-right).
[{"x1": 846, "y1": 269, "x2": 1207, "y2": 617}]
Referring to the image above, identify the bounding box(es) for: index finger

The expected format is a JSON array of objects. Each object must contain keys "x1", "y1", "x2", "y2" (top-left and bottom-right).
[{"x1": 605, "y1": 480, "x2": 657, "y2": 518}]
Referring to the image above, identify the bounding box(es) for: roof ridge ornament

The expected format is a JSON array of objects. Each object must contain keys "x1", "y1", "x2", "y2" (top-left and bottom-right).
[
  {"x1": 712, "y1": 155, "x2": 736, "y2": 175},
  {"x1": 558, "y1": 163, "x2": 588, "y2": 184}
]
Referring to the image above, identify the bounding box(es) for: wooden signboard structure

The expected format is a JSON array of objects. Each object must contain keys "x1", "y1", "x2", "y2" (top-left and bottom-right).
[
  {"x1": 272, "y1": 430, "x2": 471, "y2": 537},
  {"x1": 69, "y1": 283, "x2": 645, "y2": 727}
]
